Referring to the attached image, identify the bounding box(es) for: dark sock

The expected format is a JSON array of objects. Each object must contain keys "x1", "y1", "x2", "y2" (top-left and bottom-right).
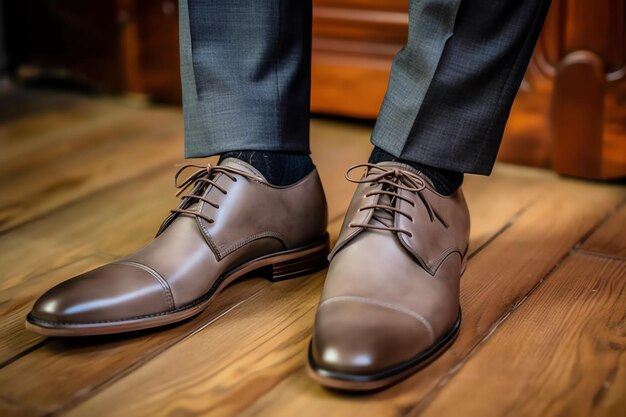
[
  {"x1": 368, "y1": 147, "x2": 463, "y2": 196},
  {"x1": 219, "y1": 150, "x2": 314, "y2": 186}
]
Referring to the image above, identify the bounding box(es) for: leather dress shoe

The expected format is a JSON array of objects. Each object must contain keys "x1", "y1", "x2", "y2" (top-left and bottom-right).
[
  {"x1": 308, "y1": 162, "x2": 470, "y2": 390},
  {"x1": 26, "y1": 158, "x2": 329, "y2": 336}
]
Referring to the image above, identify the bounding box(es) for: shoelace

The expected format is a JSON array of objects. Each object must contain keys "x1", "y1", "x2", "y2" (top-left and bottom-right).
[
  {"x1": 345, "y1": 163, "x2": 445, "y2": 237},
  {"x1": 170, "y1": 163, "x2": 261, "y2": 223}
]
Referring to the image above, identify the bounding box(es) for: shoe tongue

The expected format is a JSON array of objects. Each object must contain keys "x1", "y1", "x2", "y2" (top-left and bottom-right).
[
  {"x1": 365, "y1": 161, "x2": 433, "y2": 229},
  {"x1": 217, "y1": 157, "x2": 266, "y2": 181},
  {"x1": 365, "y1": 164, "x2": 396, "y2": 229},
  {"x1": 369, "y1": 192, "x2": 394, "y2": 227}
]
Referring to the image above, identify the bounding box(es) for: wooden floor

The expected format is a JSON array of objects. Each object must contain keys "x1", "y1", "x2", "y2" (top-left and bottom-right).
[{"x1": 1, "y1": 88, "x2": 625, "y2": 417}]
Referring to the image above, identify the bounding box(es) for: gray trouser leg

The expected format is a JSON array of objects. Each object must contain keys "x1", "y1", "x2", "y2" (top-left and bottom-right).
[
  {"x1": 372, "y1": 0, "x2": 552, "y2": 175},
  {"x1": 179, "y1": 0, "x2": 312, "y2": 158}
]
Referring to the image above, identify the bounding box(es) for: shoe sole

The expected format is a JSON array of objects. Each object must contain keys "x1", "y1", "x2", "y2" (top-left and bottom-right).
[
  {"x1": 25, "y1": 234, "x2": 330, "y2": 337},
  {"x1": 307, "y1": 310, "x2": 461, "y2": 391}
]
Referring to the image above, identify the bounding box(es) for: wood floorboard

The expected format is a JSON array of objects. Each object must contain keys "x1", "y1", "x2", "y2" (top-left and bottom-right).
[
  {"x1": 0, "y1": 92, "x2": 157, "y2": 179},
  {"x1": 0, "y1": 88, "x2": 101, "y2": 123},
  {"x1": 0, "y1": 102, "x2": 184, "y2": 233},
  {"x1": 409, "y1": 253, "x2": 626, "y2": 417},
  {"x1": 578, "y1": 202, "x2": 626, "y2": 259},
  {"x1": 0, "y1": 397, "x2": 44, "y2": 417},
  {"x1": 59, "y1": 178, "x2": 624, "y2": 417},
  {"x1": 1, "y1": 90, "x2": 624, "y2": 417}
]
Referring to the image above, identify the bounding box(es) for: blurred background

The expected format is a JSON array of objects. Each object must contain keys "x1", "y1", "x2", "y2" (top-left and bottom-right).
[{"x1": 1, "y1": 0, "x2": 625, "y2": 180}]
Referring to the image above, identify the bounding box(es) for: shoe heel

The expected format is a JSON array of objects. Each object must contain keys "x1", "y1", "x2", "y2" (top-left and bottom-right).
[{"x1": 267, "y1": 237, "x2": 330, "y2": 282}]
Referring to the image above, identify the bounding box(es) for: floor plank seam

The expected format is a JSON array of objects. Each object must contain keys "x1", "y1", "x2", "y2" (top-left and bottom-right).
[
  {"x1": 0, "y1": 157, "x2": 181, "y2": 236},
  {"x1": 574, "y1": 198, "x2": 626, "y2": 251},
  {"x1": 467, "y1": 202, "x2": 532, "y2": 260},
  {"x1": 201, "y1": 281, "x2": 321, "y2": 378},
  {"x1": 240, "y1": 360, "x2": 309, "y2": 416},
  {"x1": 402, "y1": 197, "x2": 626, "y2": 417},
  {"x1": 202, "y1": 303, "x2": 320, "y2": 416},
  {"x1": 571, "y1": 249, "x2": 626, "y2": 262},
  {"x1": 49, "y1": 297, "x2": 256, "y2": 416},
  {"x1": 0, "y1": 338, "x2": 51, "y2": 369}
]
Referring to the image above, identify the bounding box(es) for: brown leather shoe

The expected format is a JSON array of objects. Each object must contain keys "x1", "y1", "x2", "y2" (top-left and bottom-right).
[
  {"x1": 26, "y1": 158, "x2": 329, "y2": 336},
  {"x1": 308, "y1": 162, "x2": 469, "y2": 391}
]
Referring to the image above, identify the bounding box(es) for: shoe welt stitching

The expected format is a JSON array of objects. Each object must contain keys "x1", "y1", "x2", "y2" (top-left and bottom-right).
[
  {"x1": 115, "y1": 261, "x2": 176, "y2": 310},
  {"x1": 318, "y1": 295, "x2": 435, "y2": 344}
]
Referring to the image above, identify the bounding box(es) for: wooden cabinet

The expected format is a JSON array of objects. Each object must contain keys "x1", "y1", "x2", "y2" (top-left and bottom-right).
[
  {"x1": 15, "y1": 0, "x2": 181, "y2": 102},
  {"x1": 541, "y1": 0, "x2": 626, "y2": 179},
  {"x1": 311, "y1": 0, "x2": 404, "y2": 117},
  {"x1": 310, "y1": 0, "x2": 405, "y2": 117}
]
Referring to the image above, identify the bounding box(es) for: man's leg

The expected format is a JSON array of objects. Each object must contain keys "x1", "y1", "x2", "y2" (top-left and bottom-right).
[
  {"x1": 309, "y1": 0, "x2": 552, "y2": 390},
  {"x1": 370, "y1": 0, "x2": 551, "y2": 193},
  {"x1": 26, "y1": 0, "x2": 329, "y2": 336},
  {"x1": 180, "y1": 0, "x2": 314, "y2": 185}
]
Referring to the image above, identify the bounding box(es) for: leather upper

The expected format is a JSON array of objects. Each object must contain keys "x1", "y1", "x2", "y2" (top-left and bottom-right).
[
  {"x1": 30, "y1": 159, "x2": 328, "y2": 324},
  {"x1": 312, "y1": 162, "x2": 469, "y2": 374}
]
